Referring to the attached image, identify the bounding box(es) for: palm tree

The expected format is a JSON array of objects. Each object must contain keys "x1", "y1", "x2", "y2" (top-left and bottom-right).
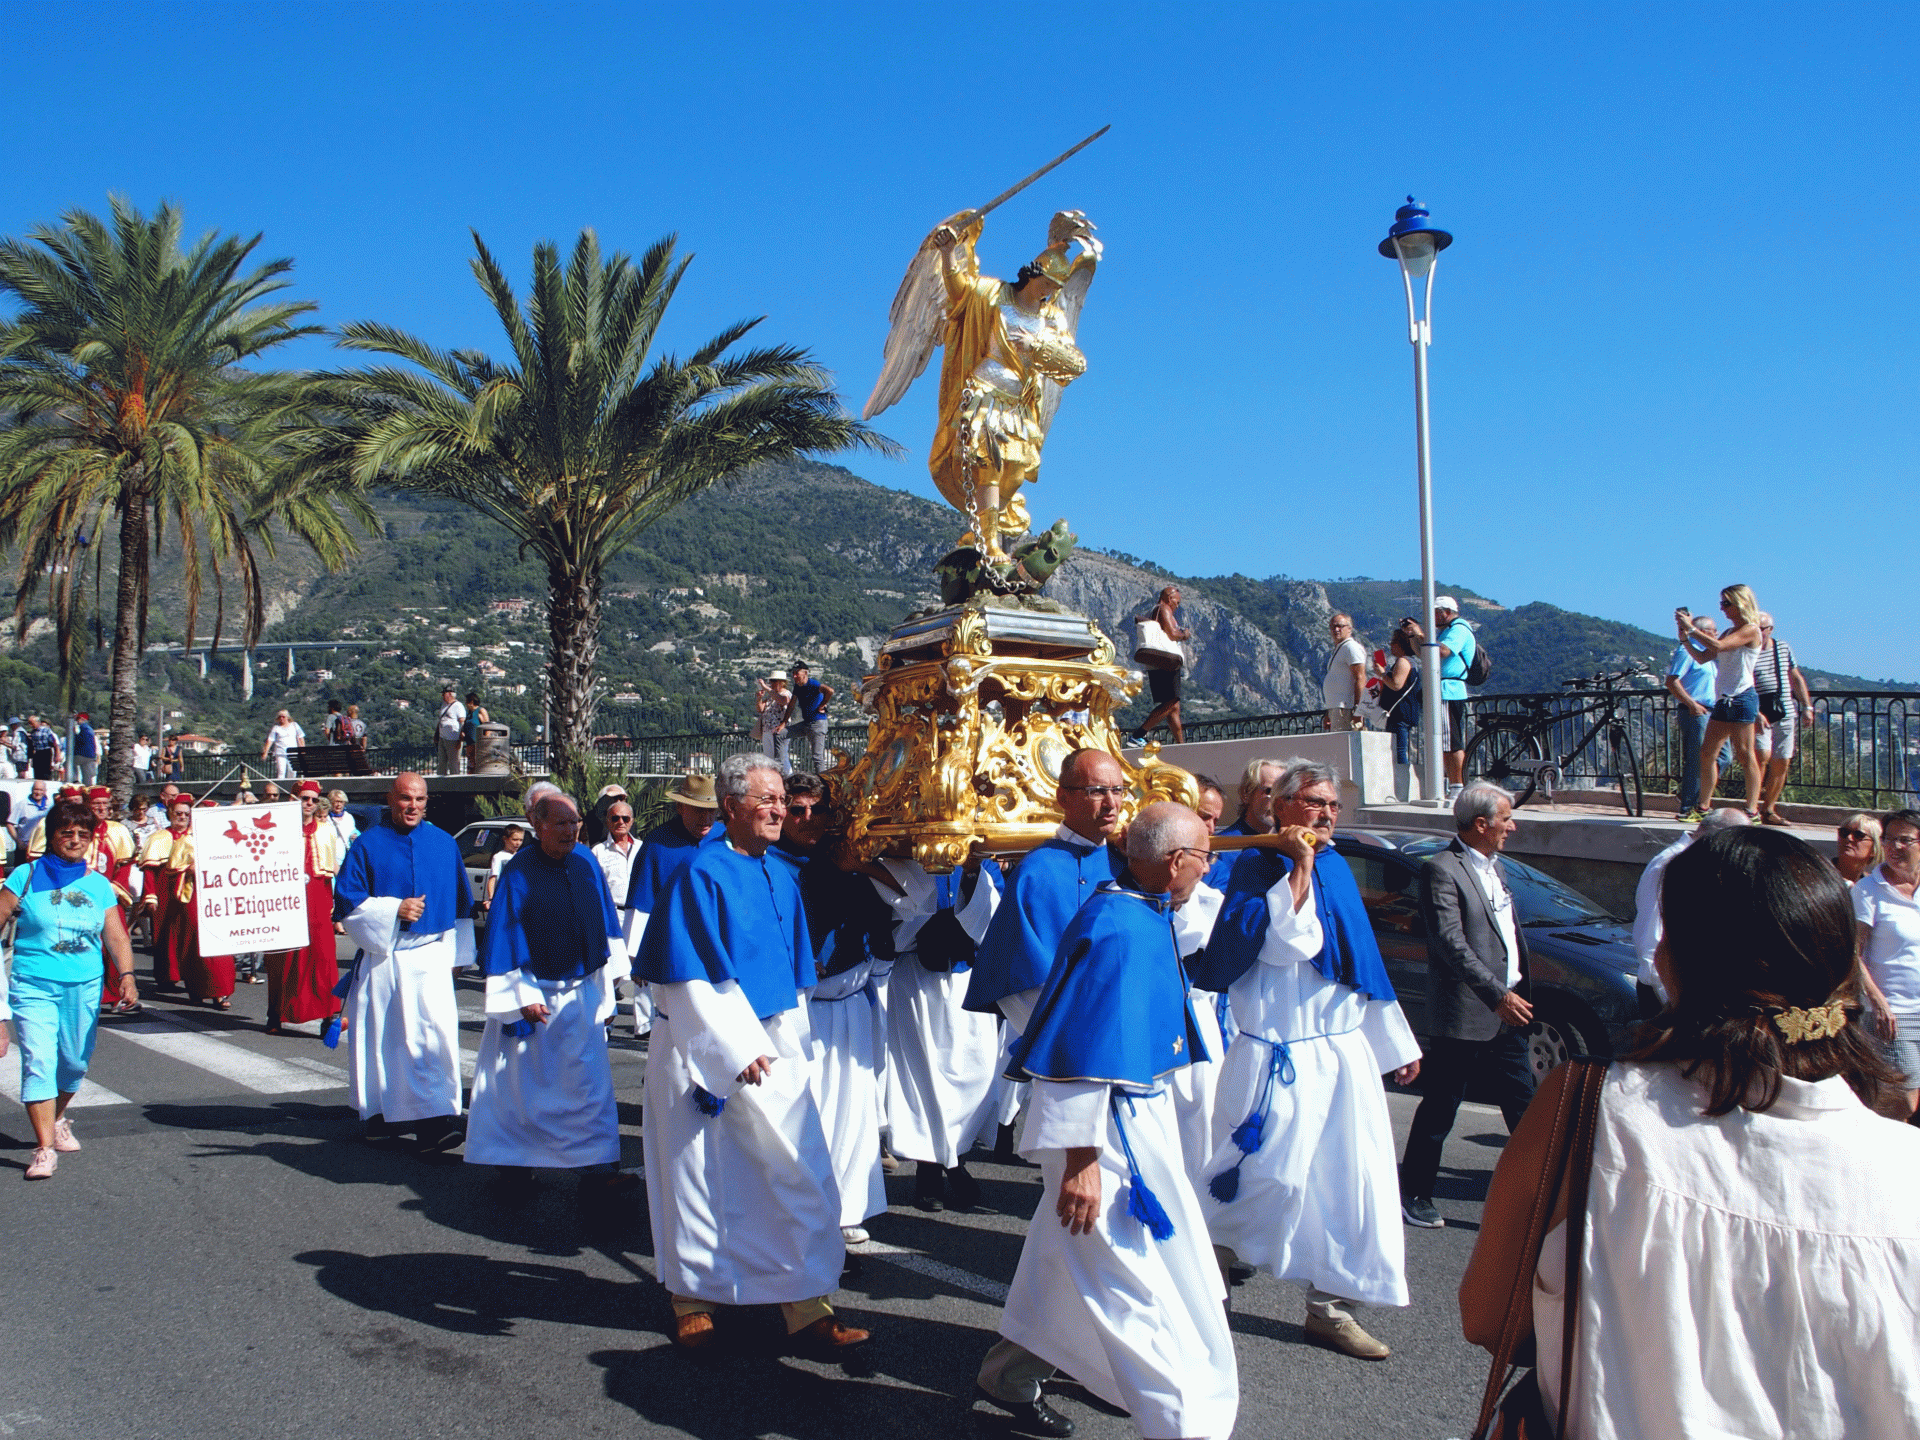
[
  {"x1": 308, "y1": 228, "x2": 894, "y2": 774},
  {"x1": 0, "y1": 197, "x2": 373, "y2": 802}
]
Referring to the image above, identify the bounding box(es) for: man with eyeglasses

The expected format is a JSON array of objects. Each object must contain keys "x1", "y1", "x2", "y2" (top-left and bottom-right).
[
  {"x1": 1193, "y1": 758, "x2": 1423, "y2": 1363},
  {"x1": 967, "y1": 749, "x2": 1129, "y2": 1037},
  {"x1": 635, "y1": 752, "x2": 870, "y2": 1357},
  {"x1": 976, "y1": 802, "x2": 1237, "y2": 1440},
  {"x1": 776, "y1": 772, "x2": 894, "y2": 1245},
  {"x1": 591, "y1": 794, "x2": 643, "y2": 993},
  {"x1": 465, "y1": 790, "x2": 629, "y2": 1200}
]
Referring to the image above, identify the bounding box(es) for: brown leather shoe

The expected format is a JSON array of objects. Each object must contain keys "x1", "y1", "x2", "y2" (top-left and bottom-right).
[
  {"x1": 794, "y1": 1316, "x2": 871, "y2": 1354},
  {"x1": 673, "y1": 1311, "x2": 718, "y2": 1349}
]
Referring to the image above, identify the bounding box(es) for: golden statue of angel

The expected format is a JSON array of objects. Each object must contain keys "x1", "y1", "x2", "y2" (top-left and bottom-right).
[{"x1": 863, "y1": 206, "x2": 1102, "y2": 559}]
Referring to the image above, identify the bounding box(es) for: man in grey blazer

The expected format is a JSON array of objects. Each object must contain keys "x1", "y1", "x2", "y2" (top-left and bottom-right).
[{"x1": 1398, "y1": 781, "x2": 1538, "y2": 1228}]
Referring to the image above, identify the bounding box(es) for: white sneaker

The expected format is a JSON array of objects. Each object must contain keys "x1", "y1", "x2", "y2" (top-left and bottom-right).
[
  {"x1": 840, "y1": 1225, "x2": 869, "y2": 1245},
  {"x1": 52, "y1": 1118, "x2": 81, "y2": 1153},
  {"x1": 25, "y1": 1147, "x2": 56, "y2": 1180}
]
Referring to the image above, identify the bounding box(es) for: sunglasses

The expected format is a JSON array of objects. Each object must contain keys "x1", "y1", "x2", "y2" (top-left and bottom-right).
[
  {"x1": 1838, "y1": 828, "x2": 1872, "y2": 842},
  {"x1": 608, "y1": 813, "x2": 634, "y2": 823}
]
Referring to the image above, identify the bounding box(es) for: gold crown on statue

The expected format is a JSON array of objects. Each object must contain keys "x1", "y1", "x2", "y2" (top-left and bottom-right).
[{"x1": 1034, "y1": 249, "x2": 1075, "y2": 286}]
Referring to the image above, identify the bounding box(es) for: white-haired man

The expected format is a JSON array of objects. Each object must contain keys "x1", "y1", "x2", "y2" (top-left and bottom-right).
[
  {"x1": 1192, "y1": 758, "x2": 1423, "y2": 1362},
  {"x1": 1397, "y1": 782, "x2": 1539, "y2": 1229},
  {"x1": 634, "y1": 752, "x2": 868, "y2": 1356},
  {"x1": 977, "y1": 802, "x2": 1237, "y2": 1440}
]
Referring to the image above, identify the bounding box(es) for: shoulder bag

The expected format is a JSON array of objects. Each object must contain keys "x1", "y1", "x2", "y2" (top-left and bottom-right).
[
  {"x1": 1758, "y1": 641, "x2": 1788, "y2": 724},
  {"x1": 1471, "y1": 1057, "x2": 1609, "y2": 1440},
  {"x1": 1133, "y1": 614, "x2": 1186, "y2": 671}
]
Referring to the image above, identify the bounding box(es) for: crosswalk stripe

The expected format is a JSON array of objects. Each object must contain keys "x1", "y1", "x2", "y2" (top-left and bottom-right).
[
  {"x1": 0, "y1": 1066, "x2": 130, "y2": 1108},
  {"x1": 858, "y1": 1240, "x2": 1010, "y2": 1303},
  {"x1": 110, "y1": 1015, "x2": 343, "y2": 1094}
]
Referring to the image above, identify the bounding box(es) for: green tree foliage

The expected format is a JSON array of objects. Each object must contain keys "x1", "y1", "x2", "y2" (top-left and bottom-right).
[
  {"x1": 0, "y1": 197, "x2": 373, "y2": 802},
  {"x1": 302, "y1": 229, "x2": 894, "y2": 773}
]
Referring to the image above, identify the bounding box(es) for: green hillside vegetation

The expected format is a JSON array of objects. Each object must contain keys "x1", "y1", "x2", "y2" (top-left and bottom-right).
[{"x1": 4, "y1": 461, "x2": 1906, "y2": 757}]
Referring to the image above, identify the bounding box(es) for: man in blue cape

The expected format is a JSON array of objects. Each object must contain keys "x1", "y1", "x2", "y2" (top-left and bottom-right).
[
  {"x1": 334, "y1": 772, "x2": 475, "y2": 1151},
  {"x1": 635, "y1": 752, "x2": 870, "y2": 1357},
  {"x1": 1189, "y1": 759, "x2": 1422, "y2": 1364},
  {"x1": 976, "y1": 802, "x2": 1239, "y2": 1440},
  {"x1": 620, "y1": 771, "x2": 718, "y2": 1037},
  {"x1": 965, "y1": 748, "x2": 1127, "y2": 1035},
  {"x1": 464, "y1": 789, "x2": 629, "y2": 1193}
]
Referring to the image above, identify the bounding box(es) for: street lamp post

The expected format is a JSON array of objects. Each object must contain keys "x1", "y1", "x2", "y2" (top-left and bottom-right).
[{"x1": 1379, "y1": 197, "x2": 1453, "y2": 806}]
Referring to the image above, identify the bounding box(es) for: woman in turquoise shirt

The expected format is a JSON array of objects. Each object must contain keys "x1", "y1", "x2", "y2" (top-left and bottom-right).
[{"x1": 0, "y1": 797, "x2": 137, "y2": 1180}]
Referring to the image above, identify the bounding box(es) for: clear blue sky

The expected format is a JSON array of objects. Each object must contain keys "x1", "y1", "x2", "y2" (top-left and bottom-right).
[{"x1": 5, "y1": 3, "x2": 1914, "y2": 679}]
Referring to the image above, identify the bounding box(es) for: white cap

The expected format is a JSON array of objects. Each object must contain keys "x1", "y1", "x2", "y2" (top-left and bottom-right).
[{"x1": 1434, "y1": 596, "x2": 1460, "y2": 613}]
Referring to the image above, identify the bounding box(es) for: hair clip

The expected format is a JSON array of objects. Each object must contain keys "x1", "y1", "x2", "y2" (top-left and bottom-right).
[{"x1": 1770, "y1": 1001, "x2": 1846, "y2": 1044}]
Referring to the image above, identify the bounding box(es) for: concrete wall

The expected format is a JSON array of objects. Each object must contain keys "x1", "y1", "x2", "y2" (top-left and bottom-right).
[{"x1": 1124, "y1": 730, "x2": 1401, "y2": 817}]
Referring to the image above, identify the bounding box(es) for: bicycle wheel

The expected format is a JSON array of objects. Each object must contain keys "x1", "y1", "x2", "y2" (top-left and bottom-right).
[
  {"x1": 1465, "y1": 720, "x2": 1545, "y2": 807},
  {"x1": 1610, "y1": 726, "x2": 1643, "y2": 817}
]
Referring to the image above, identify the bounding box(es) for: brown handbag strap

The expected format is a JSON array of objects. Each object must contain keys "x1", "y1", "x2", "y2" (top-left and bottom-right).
[
  {"x1": 1471, "y1": 1058, "x2": 1609, "y2": 1437},
  {"x1": 1554, "y1": 1058, "x2": 1606, "y2": 1430}
]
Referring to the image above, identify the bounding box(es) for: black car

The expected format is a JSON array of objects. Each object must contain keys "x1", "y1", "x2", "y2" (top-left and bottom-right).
[{"x1": 1333, "y1": 830, "x2": 1644, "y2": 1080}]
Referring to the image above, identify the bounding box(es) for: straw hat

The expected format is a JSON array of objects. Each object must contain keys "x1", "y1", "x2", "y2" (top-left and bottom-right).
[
  {"x1": 766, "y1": 669, "x2": 789, "y2": 683},
  {"x1": 666, "y1": 772, "x2": 719, "y2": 809}
]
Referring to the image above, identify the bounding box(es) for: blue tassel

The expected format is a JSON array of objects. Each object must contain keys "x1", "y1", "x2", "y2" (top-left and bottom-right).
[
  {"x1": 1229, "y1": 1111, "x2": 1265, "y2": 1156},
  {"x1": 322, "y1": 1014, "x2": 343, "y2": 1049},
  {"x1": 1125, "y1": 1179, "x2": 1177, "y2": 1241},
  {"x1": 692, "y1": 1085, "x2": 726, "y2": 1117},
  {"x1": 1208, "y1": 1163, "x2": 1243, "y2": 1204},
  {"x1": 331, "y1": 973, "x2": 352, "y2": 1000},
  {"x1": 1110, "y1": 1093, "x2": 1177, "y2": 1243},
  {"x1": 502, "y1": 1019, "x2": 535, "y2": 1039}
]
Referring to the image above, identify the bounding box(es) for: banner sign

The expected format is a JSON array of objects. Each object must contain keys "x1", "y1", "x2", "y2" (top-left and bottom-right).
[{"x1": 192, "y1": 802, "x2": 308, "y2": 955}]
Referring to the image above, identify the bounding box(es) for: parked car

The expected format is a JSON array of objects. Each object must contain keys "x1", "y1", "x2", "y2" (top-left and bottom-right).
[
  {"x1": 453, "y1": 816, "x2": 532, "y2": 929},
  {"x1": 1332, "y1": 829, "x2": 1644, "y2": 1080}
]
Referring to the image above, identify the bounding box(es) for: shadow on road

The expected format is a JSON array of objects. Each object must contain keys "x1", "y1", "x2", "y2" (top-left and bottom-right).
[
  {"x1": 589, "y1": 1307, "x2": 1006, "y2": 1440},
  {"x1": 295, "y1": 1247, "x2": 657, "y2": 1337},
  {"x1": 139, "y1": 1099, "x2": 656, "y2": 1256}
]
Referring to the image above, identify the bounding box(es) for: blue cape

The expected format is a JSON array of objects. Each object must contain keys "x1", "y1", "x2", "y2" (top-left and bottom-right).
[
  {"x1": 25, "y1": 852, "x2": 89, "y2": 892},
  {"x1": 333, "y1": 817, "x2": 473, "y2": 930},
  {"x1": 625, "y1": 813, "x2": 708, "y2": 913},
  {"x1": 635, "y1": 833, "x2": 813, "y2": 1019},
  {"x1": 964, "y1": 837, "x2": 1123, "y2": 1013},
  {"x1": 1188, "y1": 844, "x2": 1396, "y2": 1002},
  {"x1": 1008, "y1": 879, "x2": 1209, "y2": 1086},
  {"x1": 482, "y1": 841, "x2": 622, "y2": 982}
]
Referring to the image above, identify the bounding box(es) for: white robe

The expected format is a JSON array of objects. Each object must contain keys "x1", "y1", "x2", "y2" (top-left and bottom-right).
[
  {"x1": 1000, "y1": 1078, "x2": 1239, "y2": 1440},
  {"x1": 808, "y1": 959, "x2": 888, "y2": 1226},
  {"x1": 464, "y1": 968, "x2": 621, "y2": 1169},
  {"x1": 643, "y1": 976, "x2": 844, "y2": 1304},
  {"x1": 1198, "y1": 873, "x2": 1422, "y2": 1308},
  {"x1": 1169, "y1": 883, "x2": 1226, "y2": 1190},
  {"x1": 877, "y1": 859, "x2": 1004, "y2": 1168},
  {"x1": 341, "y1": 899, "x2": 475, "y2": 1124}
]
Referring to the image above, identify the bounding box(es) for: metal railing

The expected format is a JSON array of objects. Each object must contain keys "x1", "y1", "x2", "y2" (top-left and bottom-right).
[{"x1": 169, "y1": 693, "x2": 1917, "y2": 807}]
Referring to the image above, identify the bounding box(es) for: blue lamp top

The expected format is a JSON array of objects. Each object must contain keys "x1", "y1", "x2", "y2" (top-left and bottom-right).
[{"x1": 1378, "y1": 196, "x2": 1453, "y2": 259}]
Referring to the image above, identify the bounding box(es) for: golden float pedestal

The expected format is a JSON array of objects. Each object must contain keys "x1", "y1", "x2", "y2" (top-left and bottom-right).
[{"x1": 840, "y1": 597, "x2": 1197, "y2": 872}]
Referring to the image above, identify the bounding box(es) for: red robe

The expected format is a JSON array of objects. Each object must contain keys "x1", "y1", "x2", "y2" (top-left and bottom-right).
[{"x1": 264, "y1": 820, "x2": 342, "y2": 1026}]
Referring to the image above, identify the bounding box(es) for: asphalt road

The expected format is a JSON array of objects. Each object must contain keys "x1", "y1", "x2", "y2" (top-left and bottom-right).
[{"x1": 3, "y1": 962, "x2": 1511, "y2": 1440}]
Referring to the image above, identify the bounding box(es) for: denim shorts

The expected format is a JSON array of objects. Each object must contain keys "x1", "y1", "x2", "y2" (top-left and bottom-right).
[
  {"x1": 8, "y1": 972, "x2": 102, "y2": 1103},
  {"x1": 1711, "y1": 688, "x2": 1759, "y2": 725}
]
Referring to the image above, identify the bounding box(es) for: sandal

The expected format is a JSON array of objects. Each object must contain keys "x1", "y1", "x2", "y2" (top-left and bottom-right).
[{"x1": 212, "y1": 997, "x2": 232, "y2": 1011}]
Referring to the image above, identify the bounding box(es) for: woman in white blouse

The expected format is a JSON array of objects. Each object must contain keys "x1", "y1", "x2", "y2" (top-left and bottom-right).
[{"x1": 1461, "y1": 826, "x2": 1918, "y2": 1440}]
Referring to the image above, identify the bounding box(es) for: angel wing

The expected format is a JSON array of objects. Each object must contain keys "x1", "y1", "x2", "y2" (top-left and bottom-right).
[{"x1": 862, "y1": 211, "x2": 974, "y2": 421}]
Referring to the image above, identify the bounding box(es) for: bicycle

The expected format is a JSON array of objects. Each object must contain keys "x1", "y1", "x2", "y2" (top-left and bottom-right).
[{"x1": 1463, "y1": 665, "x2": 1651, "y2": 815}]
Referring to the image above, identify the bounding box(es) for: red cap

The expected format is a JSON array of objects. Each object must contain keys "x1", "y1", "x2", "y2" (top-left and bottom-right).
[
  {"x1": 87, "y1": 785, "x2": 111, "y2": 800},
  {"x1": 296, "y1": 780, "x2": 323, "y2": 797}
]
